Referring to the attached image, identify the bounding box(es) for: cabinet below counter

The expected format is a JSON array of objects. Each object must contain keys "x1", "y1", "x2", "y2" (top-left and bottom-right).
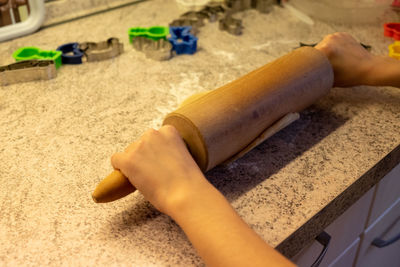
[{"x1": 292, "y1": 164, "x2": 400, "y2": 267}]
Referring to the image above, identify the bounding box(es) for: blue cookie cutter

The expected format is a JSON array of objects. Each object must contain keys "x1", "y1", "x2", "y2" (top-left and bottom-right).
[
  {"x1": 168, "y1": 26, "x2": 198, "y2": 55},
  {"x1": 56, "y1": 42, "x2": 84, "y2": 64}
]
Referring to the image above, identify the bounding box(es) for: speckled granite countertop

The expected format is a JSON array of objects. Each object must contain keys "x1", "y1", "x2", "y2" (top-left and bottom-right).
[{"x1": 0, "y1": 1, "x2": 399, "y2": 266}]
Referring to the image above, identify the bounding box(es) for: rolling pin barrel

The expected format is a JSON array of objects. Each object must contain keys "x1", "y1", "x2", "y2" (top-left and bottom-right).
[
  {"x1": 163, "y1": 46, "x2": 333, "y2": 171},
  {"x1": 92, "y1": 47, "x2": 333, "y2": 203}
]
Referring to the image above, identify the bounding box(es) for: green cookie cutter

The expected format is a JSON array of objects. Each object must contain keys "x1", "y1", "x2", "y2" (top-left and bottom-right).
[
  {"x1": 12, "y1": 47, "x2": 63, "y2": 69},
  {"x1": 128, "y1": 26, "x2": 169, "y2": 43}
]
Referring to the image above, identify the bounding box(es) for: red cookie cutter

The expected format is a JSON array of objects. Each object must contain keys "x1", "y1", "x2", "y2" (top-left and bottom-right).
[
  {"x1": 384, "y1": 23, "x2": 400, "y2": 40},
  {"x1": 392, "y1": 0, "x2": 400, "y2": 8}
]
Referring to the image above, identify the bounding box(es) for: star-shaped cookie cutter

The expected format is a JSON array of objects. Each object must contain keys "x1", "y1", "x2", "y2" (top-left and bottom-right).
[{"x1": 169, "y1": 26, "x2": 198, "y2": 55}]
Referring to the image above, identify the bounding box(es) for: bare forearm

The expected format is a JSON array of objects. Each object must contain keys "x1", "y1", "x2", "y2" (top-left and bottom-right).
[
  {"x1": 168, "y1": 178, "x2": 295, "y2": 267},
  {"x1": 365, "y1": 56, "x2": 400, "y2": 88},
  {"x1": 314, "y1": 32, "x2": 400, "y2": 88},
  {"x1": 112, "y1": 126, "x2": 294, "y2": 266}
]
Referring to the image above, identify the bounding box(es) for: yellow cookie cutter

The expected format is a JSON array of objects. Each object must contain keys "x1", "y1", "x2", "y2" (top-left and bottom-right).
[{"x1": 388, "y1": 41, "x2": 400, "y2": 59}]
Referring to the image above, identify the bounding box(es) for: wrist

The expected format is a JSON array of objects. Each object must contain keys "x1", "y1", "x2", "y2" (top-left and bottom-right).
[
  {"x1": 163, "y1": 171, "x2": 215, "y2": 219},
  {"x1": 364, "y1": 55, "x2": 400, "y2": 87}
]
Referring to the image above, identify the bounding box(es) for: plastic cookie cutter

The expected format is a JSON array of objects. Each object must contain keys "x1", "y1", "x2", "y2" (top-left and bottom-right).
[
  {"x1": 128, "y1": 26, "x2": 169, "y2": 43},
  {"x1": 392, "y1": 0, "x2": 400, "y2": 8},
  {"x1": 56, "y1": 42, "x2": 84, "y2": 64},
  {"x1": 388, "y1": 41, "x2": 400, "y2": 59},
  {"x1": 78, "y1": 37, "x2": 124, "y2": 62},
  {"x1": 0, "y1": 59, "x2": 56, "y2": 86},
  {"x1": 219, "y1": 15, "x2": 243, "y2": 35},
  {"x1": 384, "y1": 23, "x2": 400, "y2": 41},
  {"x1": 169, "y1": 26, "x2": 198, "y2": 55},
  {"x1": 12, "y1": 47, "x2": 62, "y2": 69}
]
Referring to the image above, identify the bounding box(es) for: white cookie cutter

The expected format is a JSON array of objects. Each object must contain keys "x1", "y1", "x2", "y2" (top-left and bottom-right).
[{"x1": 0, "y1": 0, "x2": 45, "y2": 42}]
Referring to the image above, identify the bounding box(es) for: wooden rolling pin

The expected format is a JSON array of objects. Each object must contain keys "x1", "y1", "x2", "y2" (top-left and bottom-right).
[{"x1": 92, "y1": 46, "x2": 334, "y2": 203}]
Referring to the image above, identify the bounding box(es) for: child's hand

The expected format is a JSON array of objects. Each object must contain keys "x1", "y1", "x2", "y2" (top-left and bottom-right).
[
  {"x1": 315, "y1": 32, "x2": 375, "y2": 87},
  {"x1": 111, "y1": 125, "x2": 206, "y2": 216}
]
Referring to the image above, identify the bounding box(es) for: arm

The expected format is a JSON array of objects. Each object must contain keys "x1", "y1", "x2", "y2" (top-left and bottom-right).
[
  {"x1": 314, "y1": 32, "x2": 400, "y2": 88},
  {"x1": 170, "y1": 173, "x2": 293, "y2": 267},
  {"x1": 364, "y1": 56, "x2": 400, "y2": 88},
  {"x1": 111, "y1": 126, "x2": 294, "y2": 267}
]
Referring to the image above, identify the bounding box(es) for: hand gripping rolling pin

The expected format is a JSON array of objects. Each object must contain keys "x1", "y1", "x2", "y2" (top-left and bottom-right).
[{"x1": 92, "y1": 47, "x2": 334, "y2": 203}]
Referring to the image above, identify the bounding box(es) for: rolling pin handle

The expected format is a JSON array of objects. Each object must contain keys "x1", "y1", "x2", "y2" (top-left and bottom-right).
[{"x1": 92, "y1": 170, "x2": 136, "y2": 203}]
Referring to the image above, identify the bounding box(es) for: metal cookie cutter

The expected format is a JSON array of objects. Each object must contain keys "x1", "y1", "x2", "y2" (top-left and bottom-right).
[
  {"x1": 226, "y1": 0, "x2": 277, "y2": 13},
  {"x1": 226, "y1": 0, "x2": 252, "y2": 12},
  {"x1": 131, "y1": 36, "x2": 152, "y2": 51},
  {"x1": 141, "y1": 39, "x2": 172, "y2": 61},
  {"x1": 142, "y1": 39, "x2": 173, "y2": 61},
  {"x1": 12, "y1": 47, "x2": 62, "y2": 69},
  {"x1": 78, "y1": 37, "x2": 124, "y2": 62},
  {"x1": 180, "y1": 11, "x2": 208, "y2": 26},
  {"x1": 170, "y1": 3, "x2": 227, "y2": 34},
  {"x1": 254, "y1": 0, "x2": 276, "y2": 13},
  {"x1": 170, "y1": 12, "x2": 206, "y2": 35},
  {"x1": 170, "y1": 18, "x2": 200, "y2": 35},
  {"x1": 199, "y1": 2, "x2": 226, "y2": 22},
  {"x1": 169, "y1": 26, "x2": 198, "y2": 55},
  {"x1": 219, "y1": 15, "x2": 243, "y2": 35},
  {"x1": 56, "y1": 42, "x2": 84, "y2": 64},
  {"x1": 129, "y1": 26, "x2": 172, "y2": 61},
  {"x1": 0, "y1": 60, "x2": 56, "y2": 86},
  {"x1": 130, "y1": 37, "x2": 171, "y2": 59}
]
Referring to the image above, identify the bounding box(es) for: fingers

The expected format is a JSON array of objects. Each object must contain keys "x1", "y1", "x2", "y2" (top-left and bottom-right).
[
  {"x1": 160, "y1": 124, "x2": 178, "y2": 134},
  {"x1": 111, "y1": 126, "x2": 185, "y2": 175},
  {"x1": 160, "y1": 125, "x2": 185, "y2": 145},
  {"x1": 124, "y1": 141, "x2": 137, "y2": 153},
  {"x1": 123, "y1": 128, "x2": 158, "y2": 154},
  {"x1": 112, "y1": 128, "x2": 160, "y2": 170},
  {"x1": 111, "y1": 151, "x2": 127, "y2": 171},
  {"x1": 321, "y1": 32, "x2": 359, "y2": 47},
  {"x1": 315, "y1": 33, "x2": 339, "y2": 57}
]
